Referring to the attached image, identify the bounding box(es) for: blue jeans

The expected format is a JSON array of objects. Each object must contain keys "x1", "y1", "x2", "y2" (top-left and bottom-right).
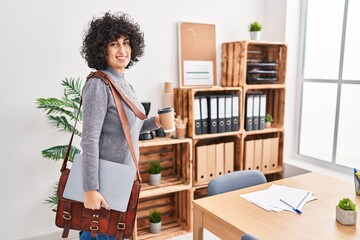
[{"x1": 80, "y1": 231, "x2": 115, "y2": 240}]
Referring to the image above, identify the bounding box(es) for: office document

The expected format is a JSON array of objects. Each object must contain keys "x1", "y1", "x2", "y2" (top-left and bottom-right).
[
  {"x1": 208, "y1": 95, "x2": 218, "y2": 134},
  {"x1": 252, "y1": 94, "x2": 260, "y2": 130},
  {"x1": 240, "y1": 184, "x2": 316, "y2": 213},
  {"x1": 224, "y1": 95, "x2": 232, "y2": 132},
  {"x1": 245, "y1": 94, "x2": 253, "y2": 131},
  {"x1": 200, "y1": 96, "x2": 208, "y2": 134},
  {"x1": 259, "y1": 94, "x2": 266, "y2": 130},
  {"x1": 231, "y1": 94, "x2": 239, "y2": 131},
  {"x1": 217, "y1": 95, "x2": 225, "y2": 133},
  {"x1": 194, "y1": 96, "x2": 202, "y2": 135}
]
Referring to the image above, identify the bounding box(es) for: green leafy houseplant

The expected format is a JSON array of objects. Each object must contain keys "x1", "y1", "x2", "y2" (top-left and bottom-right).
[
  {"x1": 149, "y1": 161, "x2": 162, "y2": 175},
  {"x1": 265, "y1": 113, "x2": 273, "y2": 123},
  {"x1": 36, "y1": 77, "x2": 84, "y2": 207},
  {"x1": 148, "y1": 209, "x2": 162, "y2": 223},
  {"x1": 248, "y1": 21, "x2": 262, "y2": 32},
  {"x1": 338, "y1": 198, "x2": 356, "y2": 211}
]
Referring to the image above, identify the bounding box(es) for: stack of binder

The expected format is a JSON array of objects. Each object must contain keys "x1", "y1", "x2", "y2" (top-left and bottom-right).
[
  {"x1": 193, "y1": 93, "x2": 240, "y2": 135},
  {"x1": 244, "y1": 137, "x2": 278, "y2": 173},
  {"x1": 196, "y1": 142, "x2": 234, "y2": 184},
  {"x1": 245, "y1": 93, "x2": 266, "y2": 131}
]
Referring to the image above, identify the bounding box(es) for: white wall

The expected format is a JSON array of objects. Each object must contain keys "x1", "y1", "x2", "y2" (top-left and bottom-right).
[{"x1": 0, "y1": 0, "x2": 292, "y2": 238}]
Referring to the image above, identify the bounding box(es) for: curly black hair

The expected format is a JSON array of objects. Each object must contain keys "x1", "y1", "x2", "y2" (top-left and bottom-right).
[{"x1": 81, "y1": 12, "x2": 145, "y2": 70}]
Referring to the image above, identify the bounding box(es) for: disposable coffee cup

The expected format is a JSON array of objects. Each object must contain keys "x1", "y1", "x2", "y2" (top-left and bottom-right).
[{"x1": 158, "y1": 107, "x2": 175, "y2": 133}]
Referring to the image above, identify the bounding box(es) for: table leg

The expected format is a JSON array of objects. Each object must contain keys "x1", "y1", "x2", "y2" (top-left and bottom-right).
[{"x1": 193, "y1": 207, "x2": 204, "y2": 240}]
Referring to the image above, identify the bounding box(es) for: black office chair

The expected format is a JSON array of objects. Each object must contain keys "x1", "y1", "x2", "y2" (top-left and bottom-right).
[{"x1": 207, "y1": 170, "x2": 266, "y2": 240}]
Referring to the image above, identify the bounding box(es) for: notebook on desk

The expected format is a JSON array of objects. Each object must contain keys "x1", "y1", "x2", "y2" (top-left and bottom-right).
[{"x1": 63, "y1": 154, "x2": 136, "y2": 212}]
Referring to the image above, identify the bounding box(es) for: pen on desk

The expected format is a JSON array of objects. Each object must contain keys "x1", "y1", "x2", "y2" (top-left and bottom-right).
[{"x1": 280, "y1": 199, "x2": 302, "y2": 214}]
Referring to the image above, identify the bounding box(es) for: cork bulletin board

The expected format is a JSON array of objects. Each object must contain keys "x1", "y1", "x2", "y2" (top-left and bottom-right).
[{"x1": 178, "y1": 22, "x2": 216, "y2": 88}]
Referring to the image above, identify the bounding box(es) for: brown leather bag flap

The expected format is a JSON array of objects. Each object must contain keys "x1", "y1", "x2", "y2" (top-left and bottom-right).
[{"x1": 82, "y1": 208, "x2": 111, "y2": 219}]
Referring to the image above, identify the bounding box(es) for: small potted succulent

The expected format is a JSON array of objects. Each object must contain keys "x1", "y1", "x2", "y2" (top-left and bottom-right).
[
  {"x1": 149, "y1": 161, "x2": 162, "y2": 185},
  {"x1": 265, "y1": 113, "x2": 273, "y2": 128},
  {"x1": 248, "y1": 21, "x2": 262, "y2": 40},
  {"x1": 149, "y1": 209, "x2": 162, "y2": 233},
  {"x1": 336, "y1": 198, "x2": 357, "y2": 225}
]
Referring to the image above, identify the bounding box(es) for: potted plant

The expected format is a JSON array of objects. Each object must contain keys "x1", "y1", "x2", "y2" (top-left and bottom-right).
[
  {"x1": 265, "y1": 113, "x2": 273, "y2": 128},
  {"x1": 248, "y1": 21, "x2": 262, "y2": 40},
  {"x1": 149, "y1": 161, "x2": 162, "y2": 185},
  {"x1": 336, "y1": 198, "x2": 357, "y2": 225},
  {"x1": 149, "y1": 209, "x2": 162, "y2": 233},
  {"x1": 36, "y1": 78, "x2": 83, "y2": 208}
]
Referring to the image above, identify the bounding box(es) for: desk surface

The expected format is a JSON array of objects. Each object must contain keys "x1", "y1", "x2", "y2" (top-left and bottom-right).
[{"x1": 193, "y1": 172, "x2": 360, "y2": 240}]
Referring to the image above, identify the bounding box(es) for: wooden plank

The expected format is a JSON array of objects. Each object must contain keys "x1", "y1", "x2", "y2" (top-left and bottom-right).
[
  {"x1": 233, "y1": 42, "x2": 241, "y2": 87},
  {"x1": 239, "y1": 42, "x2": 247, "y2": 86},
  {"x1": 221, "y1": 43, "x2": 228, "y2": 87},
  {"x1": 226, "y1": 42, "x2": 234, "y2": 87}
]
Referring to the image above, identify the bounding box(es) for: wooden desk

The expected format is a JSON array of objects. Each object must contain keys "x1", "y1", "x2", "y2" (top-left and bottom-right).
[{"x1": 193, "y1": 172, "x2": 360, "y2": 240}]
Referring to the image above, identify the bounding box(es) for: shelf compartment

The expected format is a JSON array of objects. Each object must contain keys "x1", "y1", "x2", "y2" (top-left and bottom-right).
[
  {"x1": 136, "y1": 190, "x2": 192, "y2": 239},
  {"x1": 221, "y1": 40, "x2": 287, "y2": 87},
  {"x1": 138, "y1": 138, "x2": 192, "y2": 198},
  {"x1": 243, "y1": 88, "x2": 285, "y2": 132},
  {"x1": 192, "y1": 135, "x2": 242, "y2": 187},
  {"x1": 174, "y1": 87, "x2": 242, "y2": 139},
  {"x1": 242, "y1": 131, "x2": 284, "y2": 175}
]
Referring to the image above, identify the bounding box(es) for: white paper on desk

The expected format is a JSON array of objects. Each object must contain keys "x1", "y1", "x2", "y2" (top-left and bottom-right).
[
  {"x1": 241, "y1": 187, "x2": 284, "y2": 212},
  {"x1": 240, "y1": 184, "x2": 315, "y2": 213}
]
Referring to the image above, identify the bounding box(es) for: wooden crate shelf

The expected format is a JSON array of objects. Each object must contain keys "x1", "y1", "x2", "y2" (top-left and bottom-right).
[
  {"x1": 221, "y1": 41, "x2": 287, "y2": 87},
  {"x1": 174, "y1": 87, "x2": 242, "y2": 139},
  {"x1": 138, "y1": 138, "x2": 192, "y2": 198},
  {"x1": 138, "y1": 40, "x2": 287, "y2": 239},
  {"x1": 136, "y1": 190, "x2": 192, "y2": 240}
]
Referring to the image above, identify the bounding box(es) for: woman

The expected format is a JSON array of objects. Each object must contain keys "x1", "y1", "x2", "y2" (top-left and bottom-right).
[{"x1": 79, "y1": 12, "x2": 161, "y2": 240}]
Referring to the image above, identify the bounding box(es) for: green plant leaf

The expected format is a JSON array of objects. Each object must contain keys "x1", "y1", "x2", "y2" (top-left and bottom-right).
[
  {"x1": 62, "y1": 77, "x2": 83, "y2": 101},
  {"x1": 42, "y1": 145, "x2": 81, "y2": 162},
  {"x1": 47, "y1": 115, "x2": 81, "y2": 136},
  {"x1": 36, "y1": 98, "x2": 76, "y2": 119},
  {"x1": 149, "y1": 209, "x2": 162, "y2": 223},
  {"x1": 149, "y1": 161, "x2": 162, "y2": 174},
  {"x1": 44, "y1": 182, "x2": 58, "y2": 208},
  {"x1": 248, "y1": 21, "x2": 262, "y2": 31}
]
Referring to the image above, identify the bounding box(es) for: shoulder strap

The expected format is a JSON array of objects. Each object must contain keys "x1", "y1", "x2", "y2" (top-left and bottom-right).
[
  {"x1": 61, "y1": 71, "x2": 143, "y2": 182},
  {"x1": 88, "y1": 71, "x2": 146, "y2": 120}
]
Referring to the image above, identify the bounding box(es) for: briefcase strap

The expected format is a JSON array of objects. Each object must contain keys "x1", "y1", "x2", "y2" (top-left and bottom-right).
[{"x1": 61, "y1": 70, "x2": 143, "y2": 182}]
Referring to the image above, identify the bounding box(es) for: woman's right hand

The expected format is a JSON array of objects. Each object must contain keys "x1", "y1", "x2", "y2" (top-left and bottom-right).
[{"x1": 84, "y1": 190, "x2": 110, "y2": 210}]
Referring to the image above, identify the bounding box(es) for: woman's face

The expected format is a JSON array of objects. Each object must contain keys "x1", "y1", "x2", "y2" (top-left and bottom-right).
[{"x1": 106, "y1": 35, "x2": 131, "y2": 73}]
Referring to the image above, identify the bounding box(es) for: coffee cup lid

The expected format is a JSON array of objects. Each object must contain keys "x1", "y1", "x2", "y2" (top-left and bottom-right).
[{"x1": 158, "y1": 107, "x2": 174, "y2": 114}]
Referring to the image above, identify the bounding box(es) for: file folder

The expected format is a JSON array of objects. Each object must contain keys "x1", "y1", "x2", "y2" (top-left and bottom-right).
[
  {"x1": 244, "y1": 140, "x2": 254, "y2": 170},
  {"x1": 217, "y1": 95, "x2": 226, "y2": 133},
  {"x1": 194, "y1": 96, "x2": 202, "y2": 135},
  {"x1": 270, "y1": 137, "x2": 279, "y2": 171},
  {"x1": 207, "y1": 144, "x2": 216, "y2": 180},
  {"x1": 224, "y1": 142, "x2": 234, "y2": 174},
  {"x1": 196, "y1": 145, "x2": 208, "y2": 184},
  {"x1": 261, "y1": 138, "x2": 271, "y2": 173},
  {"x1": 259, "y1": 93, "x2": 266, "y2": 130},
  {"x1": 252, "y1": 94, "x2": 260, "y2": 131},
  {"x1": 215, "y1": 143, "x2": 224, "y2": 176},
  {"x1": 208, "y1": 95, "x2": 218, "y2": 134},
  {"x1": 232, "y1": 94, "x2": 240, "y2": 131},
  {"x1": 253, "y1": 139, "x2": 263, "y2": 170},
  {"x1": 200, "y1": 96, "x2": 209, "y2": 134},
  {"x1": 224, "y1": 95, "x2": 232, "y2": 132},
  {"x1": 245, "y1": 94, "x2": 253, "y2": 131}
]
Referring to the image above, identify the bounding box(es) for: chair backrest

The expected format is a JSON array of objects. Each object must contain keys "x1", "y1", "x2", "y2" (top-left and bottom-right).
[{"x1": 208, "y1": 170, "x2": 267, "y2": 196}]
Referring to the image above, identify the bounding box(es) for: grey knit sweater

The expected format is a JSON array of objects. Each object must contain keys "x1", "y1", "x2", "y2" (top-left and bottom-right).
[{"x1": 80, "y1": 67, "x2": 157, "y2": 191}]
